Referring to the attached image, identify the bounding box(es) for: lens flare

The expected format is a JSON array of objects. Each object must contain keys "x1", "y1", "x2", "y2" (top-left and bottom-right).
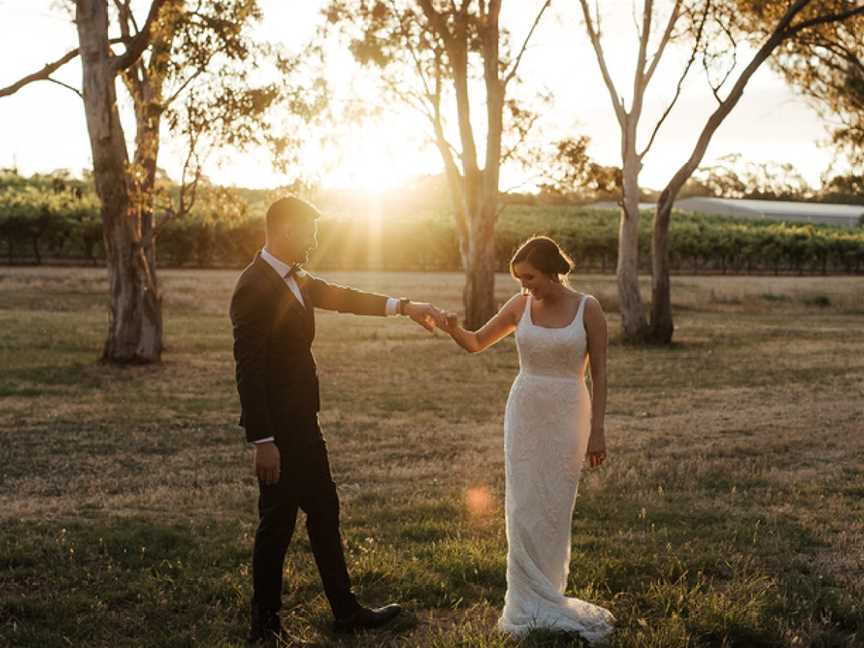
[{"x1": 465, "y1": 486, "x2": 492, "y2": 517}]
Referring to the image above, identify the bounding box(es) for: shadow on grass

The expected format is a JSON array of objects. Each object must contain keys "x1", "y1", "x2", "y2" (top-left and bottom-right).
[
  {"x1": 0, "y1": 516, "x2": 252, "y2": 648},
  {"x1": 1, "y1": 493, "x2": 861, "y2": 647},
  {"x1": 0, "y1": 361, "x2": 155, "y2": 397},
  {"x1": 572, "y1": 490, "x2": 863, "y2": 648}
]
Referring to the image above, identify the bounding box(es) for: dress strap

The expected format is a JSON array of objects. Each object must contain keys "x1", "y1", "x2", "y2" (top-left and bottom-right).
[
  {"x1": 574, "y1": 294, "x2": 588, "y2": 326},
  {"x1": 518, "y1": 294, "x2": 531, "y2": 327}
]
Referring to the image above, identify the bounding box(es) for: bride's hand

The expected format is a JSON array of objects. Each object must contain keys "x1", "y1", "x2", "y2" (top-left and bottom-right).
[
  {"x1": 586, "y1": 429, "x2": 607, "y2": 468},
  {"x1": 441, "y1": 311, "x2": 459, "y2": 334}
]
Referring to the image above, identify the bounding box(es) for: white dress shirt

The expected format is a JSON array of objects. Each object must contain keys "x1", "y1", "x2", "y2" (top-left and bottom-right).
[
  {"x1": 260, "y1": 247, "x2": 307, "y2": 307},
  {"x1": 253, "y1": 248, "x2": 400, "y2": 444}
]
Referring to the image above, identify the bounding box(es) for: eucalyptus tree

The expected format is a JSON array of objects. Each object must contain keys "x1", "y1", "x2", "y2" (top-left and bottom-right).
[
  {"x1": 650, "y1": 0, "x2": 864, "y2": 343},
  {"x1": 767, "y1": 9, "x2": 863, "y2": 168},
  {"x1": 0, "y1": 1, "x2": 313, "y2": 363},
  {"x1": 575, "y1": 0, "x2": 713, "y2": 340},
  {"x1": 324, "y1": 0, "x2": 552, "y2": 327},
  {"x1": 576, "y1": 0, "x2": 864, "y2": 343}
]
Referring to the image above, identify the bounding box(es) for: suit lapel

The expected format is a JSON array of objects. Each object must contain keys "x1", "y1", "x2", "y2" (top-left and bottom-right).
[
  {"x1": 253, "y1": 253, "x2": 312, "y2": 342},
  {"x1": 296, "y1": 272, "x2": 315, "y2": 341}
]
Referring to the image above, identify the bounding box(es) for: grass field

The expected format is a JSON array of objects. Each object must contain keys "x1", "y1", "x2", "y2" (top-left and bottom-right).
[{"x1": 1, "y1": 267, "x2": 863, "y2": 648}]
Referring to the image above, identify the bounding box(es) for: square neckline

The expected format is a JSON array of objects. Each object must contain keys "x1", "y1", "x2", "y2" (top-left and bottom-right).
[{"x1": 526, "y1": 294, "x2": 586, "y2": 330}]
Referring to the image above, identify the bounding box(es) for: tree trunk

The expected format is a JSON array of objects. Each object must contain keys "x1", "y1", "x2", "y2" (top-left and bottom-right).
[
  {"x1": 645, "y1": 5, "x2": 809, "y2": 344},
  {"x1": 649, "y1": 191, "x2": 674, "y2": 343},
  {"x1": 617, "y1": 146, "x2": 647, "y2": 341},
  {"x1": 463, "y1": 202, "x2": 497, "y2": 329},
  {"x1": 132, "y1": 100, "x2": 164, "y2": 349},
  {"x1": 77, "y1": 0, "x2": 161, "y2": 363},
  {"x1": 125, "y1": 10, "x2": 172, "y2": 290},
  {"x1": 32, "y1": 231, "x2": 42, "y2": 265}
]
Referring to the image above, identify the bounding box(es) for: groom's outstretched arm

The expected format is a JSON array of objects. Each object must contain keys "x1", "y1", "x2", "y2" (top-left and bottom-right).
[
  {"x1": 303, "y1": 272, "x2": 390, "y2": 316},
  {"x1": 302, "y1": 272, "x2": 445, "y2": 331}
]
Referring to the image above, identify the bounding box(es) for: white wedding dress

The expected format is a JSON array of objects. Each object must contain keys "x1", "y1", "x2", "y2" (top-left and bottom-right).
[{"x1": 498, "y1": 295, "x2": 615, "y2": 643}]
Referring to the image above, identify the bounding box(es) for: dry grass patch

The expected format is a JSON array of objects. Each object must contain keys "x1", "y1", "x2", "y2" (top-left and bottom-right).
[{"x1": 1, "y1": 267, "x2": 862, "y2": 647}]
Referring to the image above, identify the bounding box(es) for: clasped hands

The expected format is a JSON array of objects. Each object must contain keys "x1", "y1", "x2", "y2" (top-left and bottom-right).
[{"x1": 402, "y1": 301, "x2": 455, "y2": 333}]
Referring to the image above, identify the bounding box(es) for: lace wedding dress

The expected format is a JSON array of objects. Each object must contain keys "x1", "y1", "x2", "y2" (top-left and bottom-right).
[{"x1": 498, "y1": 295, "x2": 615, "y2": 643}]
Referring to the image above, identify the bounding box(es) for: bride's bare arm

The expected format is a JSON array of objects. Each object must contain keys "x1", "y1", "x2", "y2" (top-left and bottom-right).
[
  {"x1": 584, "y1": 296, "x2": 609, "y2": 466},
  {"x1": 444, "y1": 294, "x2": 524, "y2": 353}
]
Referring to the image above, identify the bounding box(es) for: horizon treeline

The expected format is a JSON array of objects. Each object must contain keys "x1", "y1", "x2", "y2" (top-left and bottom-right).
[{"x1": 1, "y1": 168, "x2": 862, "y2": 275}]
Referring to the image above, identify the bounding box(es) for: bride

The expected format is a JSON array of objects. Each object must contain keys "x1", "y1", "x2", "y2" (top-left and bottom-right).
[{"x1": 441, "y1": 236, "x2": 615, "y2": 643}]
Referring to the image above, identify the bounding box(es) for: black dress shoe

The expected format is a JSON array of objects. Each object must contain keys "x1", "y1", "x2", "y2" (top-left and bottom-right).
[
  {"x1": 247, "y1": 606, "x2": 284, "y2": 646},
  {"x1": 333, "y1": 603, "x2": 402, "y2": 634}
]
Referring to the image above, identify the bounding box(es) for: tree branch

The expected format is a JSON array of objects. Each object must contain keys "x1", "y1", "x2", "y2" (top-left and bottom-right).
[
  {"x1": 503, "y1": 0, "x2": 552, "y2": 86},
  {"x1": 639, "y1": 3, "x2": 708, "y2": 158},
  {"x1": 0, "y1": 38, "x2": 123, "y2": 99},
  {"x1": 500, "y1": 172, "x2": 545, "y2": 195},
  {"x1": 418, "y1": 0, "x2": 451, "y2": 43},
  {"x1": 632, "y1": 0, "x2": 654, "y2": 103},
  {"x1": 659, "y1": 0, "x2": 812, "y2": 206},
  {"x1": 111, "y1": 0, "x2": 172, "y2": 72},
  {"x1": 786, "y1": 4, "x2": 864, "y2": 36},
  {"x1": 46, "y1": 77, "x2": 84, "y2": 99},
  {"x1": 501, "y1": 110, "x2": 540, "y2": 164},
  {"x1": 381, "y1": 75, "x2": 437, "y2": 123},
  {"x1": 114, "y1": 0, "x2": 135, "y2": 38},
  {"x1": 0, "y1": 48, "x2": 81, "y2": 98},
  {"x1": 162, "y1": 65, "x2": 208, "y2": 107},
  {"x1": 643, "y1": 0, "x2": 683, "y2": 89},
  {"x1": 420, "y1": 0, "x2": 480, "y2": 178},
  {"x1": 578, "y1": 0, "x2": 625, "y2": 125},
  {"x1": 388, "y1": 0, "x2": 440, "y2": 113},
  {"x1": 703, "y1": 9, "x2": 737, "y2": 103}
]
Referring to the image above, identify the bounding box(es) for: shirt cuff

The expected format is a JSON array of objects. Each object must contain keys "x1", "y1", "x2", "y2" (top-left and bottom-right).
[
  {"x1": 253, "y1": 437, "x2": 275, "y2": 444},
  {"x1": 385, "y1": 297, "x2": 400, "y2": 316}
]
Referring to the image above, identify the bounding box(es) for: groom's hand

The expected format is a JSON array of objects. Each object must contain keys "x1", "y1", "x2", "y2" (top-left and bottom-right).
[
  {"x1": 254, "y1": 442, "x2": 280, "y2": 484},
  {"x1": 404, "y1": 302, "x2": 446, "y2": 332}
]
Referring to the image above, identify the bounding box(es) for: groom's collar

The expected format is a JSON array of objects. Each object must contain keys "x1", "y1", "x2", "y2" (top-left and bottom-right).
[{"x1": 260, "y1": 247, "x2": 301, "y2": 279}]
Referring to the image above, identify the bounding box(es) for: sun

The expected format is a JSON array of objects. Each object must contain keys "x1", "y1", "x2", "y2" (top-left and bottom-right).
[
  {"x1": 325, "y1": 119, "x2": 433, "y2": 194},
  {"x1": 344, "y1": 125, "x2": 403, "y2": 193}
]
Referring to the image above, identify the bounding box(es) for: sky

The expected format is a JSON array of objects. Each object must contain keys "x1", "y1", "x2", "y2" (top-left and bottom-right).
[{"x1": 0, "y1": 0, "x2": 845, "y2": 193}]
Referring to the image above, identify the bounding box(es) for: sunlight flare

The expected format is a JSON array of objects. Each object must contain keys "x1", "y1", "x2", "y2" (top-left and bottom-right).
[{"x1": 466, "y1": 486, "x2": 493, "y2": 517}]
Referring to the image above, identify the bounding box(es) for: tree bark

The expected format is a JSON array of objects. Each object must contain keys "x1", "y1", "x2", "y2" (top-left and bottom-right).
[
  {"x1": 648, "y1": 189, "x2": 674, "y2": 343},
  {"x1": 126, "y1": 49, "x2": 169, "y2": 349},
  {"x1": 77, "y1": 0, "x2": 161, "y2": 363},
  {"x1": 467, "y1": 7, "x2": 505, "y2": 329},
  {"x1": 463, "y1": 202, "x2": 497, "y2": 328},
  {"x1": 647, "y1": 15, "x2": 796, "y2": 343},
  {"x1": 617, "y1": 128, "x2": 648, "y2": 340},
  {"x1": 132, "y1": 109, "x2": 164, "y2": 354},
  {"x1": 419, "y1": 0, "x2": 505, "y2": 329},
  {"x1": 642, "y1": 0, "x2": 864, "y2": 343}
]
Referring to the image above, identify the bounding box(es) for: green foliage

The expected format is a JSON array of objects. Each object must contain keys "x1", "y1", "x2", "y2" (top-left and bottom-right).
[
  {"x1": 1, "y1": 171, "x2": 863, "y2": 274},
  {"x1": 688, "y1": 154, "x2": 815, "y2": 201},
  {"x1": 767, "y1": 9, "x2": 864, "y2": 169},
  {"x1": 0, "y1": 170, "x2": 102, "y2": 264},
  {"x1": 538, "y1": 135, "x2": 622, "y2": 202}
]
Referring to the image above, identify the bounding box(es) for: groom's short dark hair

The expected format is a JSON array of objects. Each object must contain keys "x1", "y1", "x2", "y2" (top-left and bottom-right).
[{"x1": 266, "y1": 196, "x2": 321, "y2": 236}]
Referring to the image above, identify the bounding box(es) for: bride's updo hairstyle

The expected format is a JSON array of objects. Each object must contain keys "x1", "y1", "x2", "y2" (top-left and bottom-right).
[{"x1": 510, "y1": 236, "x2": 574, "y2": 284}]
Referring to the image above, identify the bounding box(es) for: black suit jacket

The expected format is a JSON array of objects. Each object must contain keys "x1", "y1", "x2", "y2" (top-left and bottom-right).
[{"x1": 230, "y1": 252, "x2": 390, "y2": 445}]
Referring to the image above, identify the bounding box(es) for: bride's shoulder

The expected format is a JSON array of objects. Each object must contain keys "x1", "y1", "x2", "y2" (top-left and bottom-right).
[
  {"x1": 579, "y1": 292, "x2": 598, "y2": 304},
  {"x1": 499, "y1": 293, "x2": 528, "y2": 320},
  {"x1": 580, "y1": 293, "x2": 607, "y2": 321},
  {"x1": 503, "y1": 292, "x2": 528, "y2": 310}
]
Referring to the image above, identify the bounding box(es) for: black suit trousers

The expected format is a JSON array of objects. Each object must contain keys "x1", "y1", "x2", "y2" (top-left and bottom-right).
[{"x1": 251, "y1": 427, "x2": 358, "y2": 619}]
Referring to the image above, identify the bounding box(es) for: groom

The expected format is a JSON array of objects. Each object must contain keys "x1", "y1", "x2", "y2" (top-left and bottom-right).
[{"x1": 230, "y1": 196, "x2": 446, "y2": 645}]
